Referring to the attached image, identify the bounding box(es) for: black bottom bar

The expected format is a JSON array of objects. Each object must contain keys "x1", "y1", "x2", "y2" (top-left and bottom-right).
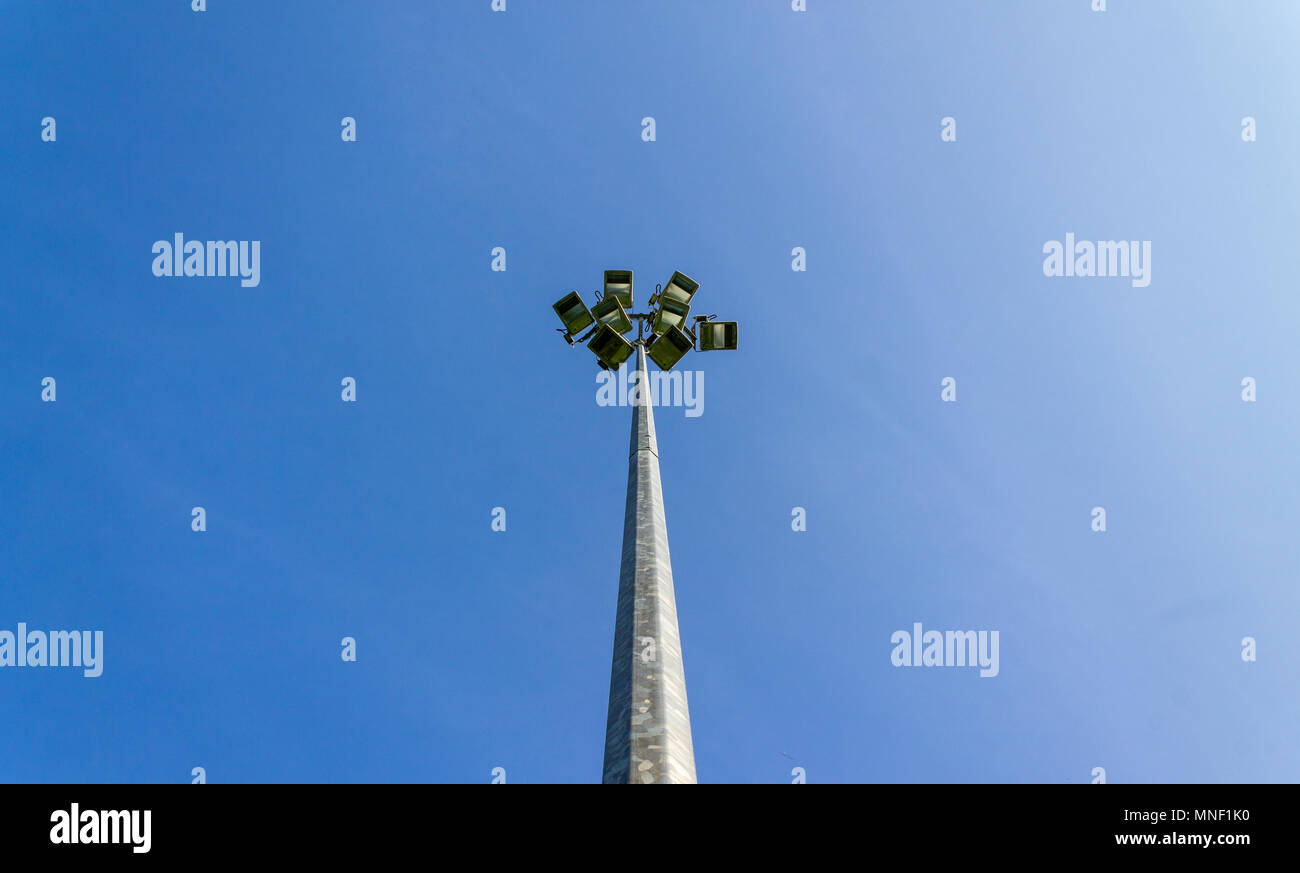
[{"x1": 0, "y1": 784, "x2": 1278, "y2": 859}]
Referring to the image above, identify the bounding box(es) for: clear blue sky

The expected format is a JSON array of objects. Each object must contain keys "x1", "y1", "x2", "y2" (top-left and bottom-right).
[{"x1": 3, "y1": 0, "x2": 1297, "y2": 783}]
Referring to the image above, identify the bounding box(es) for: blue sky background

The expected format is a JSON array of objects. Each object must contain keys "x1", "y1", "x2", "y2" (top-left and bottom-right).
[{"x1": 3, "y1": 0, "x2": 1298, "y2": 783}]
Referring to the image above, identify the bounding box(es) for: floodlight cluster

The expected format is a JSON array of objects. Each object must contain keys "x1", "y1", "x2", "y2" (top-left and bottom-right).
[{"x1": 552, "y1": 269, "x2": 738, "y2": 371}]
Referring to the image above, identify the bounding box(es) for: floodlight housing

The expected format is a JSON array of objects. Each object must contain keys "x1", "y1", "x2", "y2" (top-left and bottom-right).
[
  {"x1": 651, "y1": 297, "x2": 690, "y2": 335},
  {"x1": 647, "y1": 326, "x2": 694, "y2": 371},
  {"x1": 588, "y1": 323, "x2": 635, "y2": 368},
  {"x1": 604, "y1": 270, "x2": 634, "y2": 308},
  {"x1": 659, "y1": 271, "x2": 699, "y2": 307},
  {"x1": 696, "y1": 320, "x2": 738, "y2": 351},
  {"x1": 591, "y1": 296, "x2": 633, "y2": 335},
  {"x1": 553, "y1": 291, "x2": 594, "y2": 336}
]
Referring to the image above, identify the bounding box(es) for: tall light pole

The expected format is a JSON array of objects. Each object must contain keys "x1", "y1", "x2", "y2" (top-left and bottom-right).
[{"x1": 553, "y1": 270, "x2": 738, "y2": 784}]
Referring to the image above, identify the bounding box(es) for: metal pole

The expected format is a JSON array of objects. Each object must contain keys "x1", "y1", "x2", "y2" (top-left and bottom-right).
[{"x1": 601, "y1": 343, "x2": 698, "y2": 784}]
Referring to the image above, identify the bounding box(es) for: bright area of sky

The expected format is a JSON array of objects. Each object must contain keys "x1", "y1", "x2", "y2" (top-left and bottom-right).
[{"x1": 2, "y1": 1, "x2": 1298, "y2": 782}]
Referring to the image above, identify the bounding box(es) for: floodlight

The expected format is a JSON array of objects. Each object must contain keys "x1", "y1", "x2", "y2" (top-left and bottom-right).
[
  {"x1": 651, "y1": 297, "x2": 690, "y2": 335},
  {"x1": 696, "y1": 320, "x2": 738, "y2": 351},
  {"x1": 588, "y1": 323, "x2": 635, "y2": 368},
  {"x1": 604, "y1": 270, "x2": 633, "y2": 308},
  {"x1": 646, "y1": 326, "x2": 693, "y2": 371},
  {"x1": 553, "y1": 291, "x2": 594, "y2": 337},
  {"x1": 591, "y1": 296, "x2": 633, "y2": 335},
  {"x1": 658, "y1": 271, "x2": 699, "y2": 307}
]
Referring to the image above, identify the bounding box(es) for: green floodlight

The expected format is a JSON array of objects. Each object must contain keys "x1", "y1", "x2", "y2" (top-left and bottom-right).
[
  {"x1": 646, "y1": 325, "x2": 694, "y2": 371},
  {"x1": 658, "y1": 271, "x2": 699, "y2": 307},
  {"x1": 553, "y1": 291, "x2": 594, "y2": 338},
  {"x1": 651, "y1": 297, "x2": 690, "y2": 335},
  {"x1": 588, "y1": 323, "x2": 635, "y2": 369},
  {"x1": 696, "y1": 320, "x2": 738, "y2": 351},
  {"x1": 604, "y1": 270, "x2": 633, "y2": 309},
  {"x1": 554, "y1": 267, "x2": 734, "y2": 371},
  {"x1": 591, "y1": 296, "x2": 633, "y2": 335}
]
